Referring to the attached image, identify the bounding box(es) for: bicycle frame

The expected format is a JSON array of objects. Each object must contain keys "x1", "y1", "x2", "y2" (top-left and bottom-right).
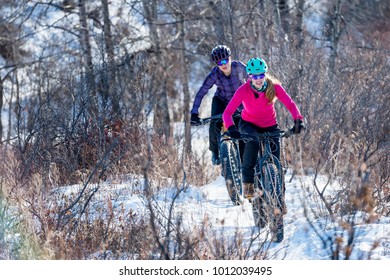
[
  {"x1": 193, "y1": 116, "x2": 293, "y2": 241},
  {"x1": 253, "y1": 132, "x2": 285, "y2": 198},
  {"x1": 194, "y1": 113, "x2": 243, "y2": 205},
  {"x1": 241, "y1": 130, "x2": 289, "y2": 242}
]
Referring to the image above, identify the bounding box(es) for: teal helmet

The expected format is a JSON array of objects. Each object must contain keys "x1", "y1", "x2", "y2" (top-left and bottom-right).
[{"x1": 246, "y1": 57, "x2": 268, "y2": 75}]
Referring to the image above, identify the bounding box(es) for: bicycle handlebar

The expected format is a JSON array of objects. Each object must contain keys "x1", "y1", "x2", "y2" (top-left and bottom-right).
[
  {"x1": 192, "y1": 112, "x2": 241, "y2": 126},
  {"x1": 199, "y1": 113, "x2": 223, "y2": 125},
  {"x1": 244, "y1": 130, "x2": 294, "y2": 139},
  {"x1": 221, "y1": 129, "x2": 294, "y2": 142},
  {"x1": 192, "y1": 113, "x2": 295, "y2": 139}
]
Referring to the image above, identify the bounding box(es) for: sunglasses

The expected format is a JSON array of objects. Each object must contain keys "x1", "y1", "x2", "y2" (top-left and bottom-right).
[
  {"x1": 250, "y1": 73, "x2": 266, "y2": 80},
  {"x1": 216, "y1": 59, "x2": 229, "y2": 66}
]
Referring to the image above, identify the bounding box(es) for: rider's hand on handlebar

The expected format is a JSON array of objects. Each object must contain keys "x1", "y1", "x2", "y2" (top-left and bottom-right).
[
  {"x1": 190, "y1": 113, "x2": 202, "y2": 126},
  {"x1": 227, "y1": 126, "x2": 241, "y2": 139},
  {"x1": 292, "y1": 119, "x2": 305, "y2": 134}
]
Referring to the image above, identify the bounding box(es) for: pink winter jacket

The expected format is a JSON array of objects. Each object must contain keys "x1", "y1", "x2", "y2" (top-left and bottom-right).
[{"x1": 223, "y1": 80, "x2": 303, "y2": 128}]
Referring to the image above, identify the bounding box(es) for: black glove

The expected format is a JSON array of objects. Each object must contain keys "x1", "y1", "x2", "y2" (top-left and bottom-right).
[
  {"x1": 190, "y1": 113, "x2": 201, "y2": 126},
  {"x1": 227, "y1": 126, "x2": 241, "y2": 139},
  {"x1": 292, "y1": 119, "x2": 305, "y2": 134}
]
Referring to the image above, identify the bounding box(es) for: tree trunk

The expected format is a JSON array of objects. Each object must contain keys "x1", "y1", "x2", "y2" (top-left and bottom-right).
[
  {"x1": 329, "y1": 0, "x2": 344, "y2": 72},
  {"x1": 178, "y1": 14, "x2": 191, "y2": 154},
  {"x1": 143, "y1": 0, "x2": 171, "y2": 143},
  {"x1": 294, "y1": 0, "x2": 305, "y2": 50},
  {"x1": 0, "y1": 75, "x2": 3, "y2": 141},
  {"x1": 78, "y1": 0, "x2": 97, "y2": 116},
  {"x1": 211, "y1": 1, "x2": 226, "y2": 44},
  {"x1": 290, "y1": 0, "x2": 305, "y2": 101},
  {"x1": 278, "y1": 0, "x2": 290, "y2": 35},
  {"x1": 101, "y1": 0, "x2": 120, "y2": 117},
  {"x1": 227, "y1": 0, "x2": 235, "y2": 54}
]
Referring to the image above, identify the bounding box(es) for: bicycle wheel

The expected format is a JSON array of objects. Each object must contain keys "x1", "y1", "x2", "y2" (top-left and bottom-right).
[
  {"x1": 272, "y1": 213, "x2": 284, "y2": 243},
  {"x1": 251, "y1": 195, "x2": 267, "y2": 229},
  {"x1": 253, "y1": 161, "x2": 267, "y2": 228},
  {"x1": 262, "y1": 162, "x2": 284, "y2": 242},
  {"x1": 221, "y1": 139, "x2": 243, "y2": 205}
]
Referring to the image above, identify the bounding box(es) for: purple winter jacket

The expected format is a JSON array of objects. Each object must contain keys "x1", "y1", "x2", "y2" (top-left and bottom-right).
[{"x1": 190, "y1": 61, "x2": 247, "y2": 114}]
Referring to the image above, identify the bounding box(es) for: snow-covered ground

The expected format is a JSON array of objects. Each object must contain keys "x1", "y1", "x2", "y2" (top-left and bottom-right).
[
  {"x1": 51, "y1": 124, "x2": 389, "y2": 261},
  {"x1": 87, "y1": 170, "x2": 389, "y2": 260},
  {"x1": 179, "y1": 124, "x2": 390, "y2": 260}
]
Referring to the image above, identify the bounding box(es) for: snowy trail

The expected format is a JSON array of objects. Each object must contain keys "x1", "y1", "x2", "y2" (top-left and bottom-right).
[
  {"x1": 186, "y1": 125, "x2": 317, "y2": 258},
  {"x1": 55, "y1": 165, "x2": 390, "y2": 259},
  {"x1": 196, "y1": 174, "x2": 305, "y2": 258},
  {"x1": 200, "y1": 175, "x2": 256, "y2": 233},
  {"x1": 185, "y1": 173, "x2": 390, "y2": 259}
]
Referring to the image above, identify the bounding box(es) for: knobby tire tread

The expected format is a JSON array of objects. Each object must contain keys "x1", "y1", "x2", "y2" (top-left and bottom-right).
[
  {"x1": 221, "y1": 140, "x2": 242, "y2": 205},
  {"x1": 254, "y1": 162, "x2": 284, "y2": 242}
]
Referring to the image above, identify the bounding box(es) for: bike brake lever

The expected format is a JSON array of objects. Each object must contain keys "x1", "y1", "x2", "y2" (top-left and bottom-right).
[
  {"x1": 283, "y1": 129, "x2": 294, "y2": 138},
  {"x1": 190, "y1": 121, "x2": 202, "y2": 126}
]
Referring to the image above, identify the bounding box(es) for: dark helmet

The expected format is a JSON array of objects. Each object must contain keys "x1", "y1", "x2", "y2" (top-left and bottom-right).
[{"x1": 210, "y1": 45, "x2": 231, "y2": 63}]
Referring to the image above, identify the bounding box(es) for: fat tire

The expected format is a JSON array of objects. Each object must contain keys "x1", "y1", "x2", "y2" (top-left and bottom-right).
[
  {"x1": 273, "y1": 214, "x2": 284, "y2": 242},
  {"x1": 221, "y1": 140, "x2": 243, "y2": 205},
  {"x1": 252, "y1": 195, "x2": 267, "y2": 228},
  {"x1": 257, "y1": 162, "x2": 284, "y2": 241},
  {"x1": 264, "y1": 163, "x2": 284, "y2": 242}
]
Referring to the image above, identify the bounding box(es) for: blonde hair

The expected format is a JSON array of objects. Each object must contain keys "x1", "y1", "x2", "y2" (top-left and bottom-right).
[{"x1": 264, "y1": 74, "x2": 281, "y2": 104}]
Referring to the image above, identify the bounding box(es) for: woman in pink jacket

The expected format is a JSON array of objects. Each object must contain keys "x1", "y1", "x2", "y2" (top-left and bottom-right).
[{"x1": 222, "y1": 57, "x2": 305, "y2": 199}]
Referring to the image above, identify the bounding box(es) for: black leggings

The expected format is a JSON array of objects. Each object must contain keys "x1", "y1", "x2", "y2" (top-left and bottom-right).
[
  {"x1": 209, "y1": 96, "x2": 243, "y2": 158},
  {"x1": 239, "y1": 120, "x2": 280, "y2": 184},
  {"x1": 209, "y1": 96, "x2": 226, "y2": 155}
]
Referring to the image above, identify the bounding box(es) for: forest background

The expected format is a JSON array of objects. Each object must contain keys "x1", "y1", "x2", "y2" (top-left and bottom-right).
[{"x1": 0, "y1": 0, "x2": 389, "y2": 260}]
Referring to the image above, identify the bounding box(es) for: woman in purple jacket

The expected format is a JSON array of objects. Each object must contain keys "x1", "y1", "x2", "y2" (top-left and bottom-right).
[
  {"x1": 223, "y1": 57, "x2": 305, "y2": 200},
  {"x1": 190, "y1": 45, "x2": 247, "y2": 165}
]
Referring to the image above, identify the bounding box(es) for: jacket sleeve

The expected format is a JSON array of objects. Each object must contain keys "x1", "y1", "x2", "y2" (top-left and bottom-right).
[
  {"x1": 190, "y1": 71, "x2": 217, "y2": 114},
  {"x1": 275, "y1": 84, "x2": 303, "y2": 120},
  {"x1": 223, "y1": 87, "x2": 244, "y2": 128}
]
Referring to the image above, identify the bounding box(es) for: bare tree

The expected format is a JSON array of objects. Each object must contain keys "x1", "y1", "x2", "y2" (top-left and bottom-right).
[
  {"x1": 210, "y1": 0, "x2": 227, "y2": 44},
  {"x1": 294, "y1": 0, "x2": 306, "y2": 50},
  {"x1": 0, "y1": 76, "x2": 3, "y2": 141},
  {"x1": 101, "y1": 0, "x2": 120, "y2": 117},
  {"x1": 78, "y1": 0, "x2": 97, "y2": 116},
  {"x1": 162, "y1": 0, "x2": 191, "y2": 153},
  {"x1": 278, "y1": 0, "x2": 290, "y2": 34},
  {"x1": 0, "y1": 0, "x2": 24, "y2": 142},
  {"x1": 178, "y1": 13, "x2": 192, "y2": 154},
  {"x1": 328, "y1": 0, "x2": 344, "y2": 72},
  {"x1": 142, "y1": 0, "x2": 171, "y2": 143}
]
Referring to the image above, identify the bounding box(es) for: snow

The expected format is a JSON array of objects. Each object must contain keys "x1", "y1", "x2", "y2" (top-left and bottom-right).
[
  {"x1": 139, "y1": 172, "x2": 389, "y2": 260},
  {"x1": 50, "y1": 124, "x2": 390, "y2": 261}
]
